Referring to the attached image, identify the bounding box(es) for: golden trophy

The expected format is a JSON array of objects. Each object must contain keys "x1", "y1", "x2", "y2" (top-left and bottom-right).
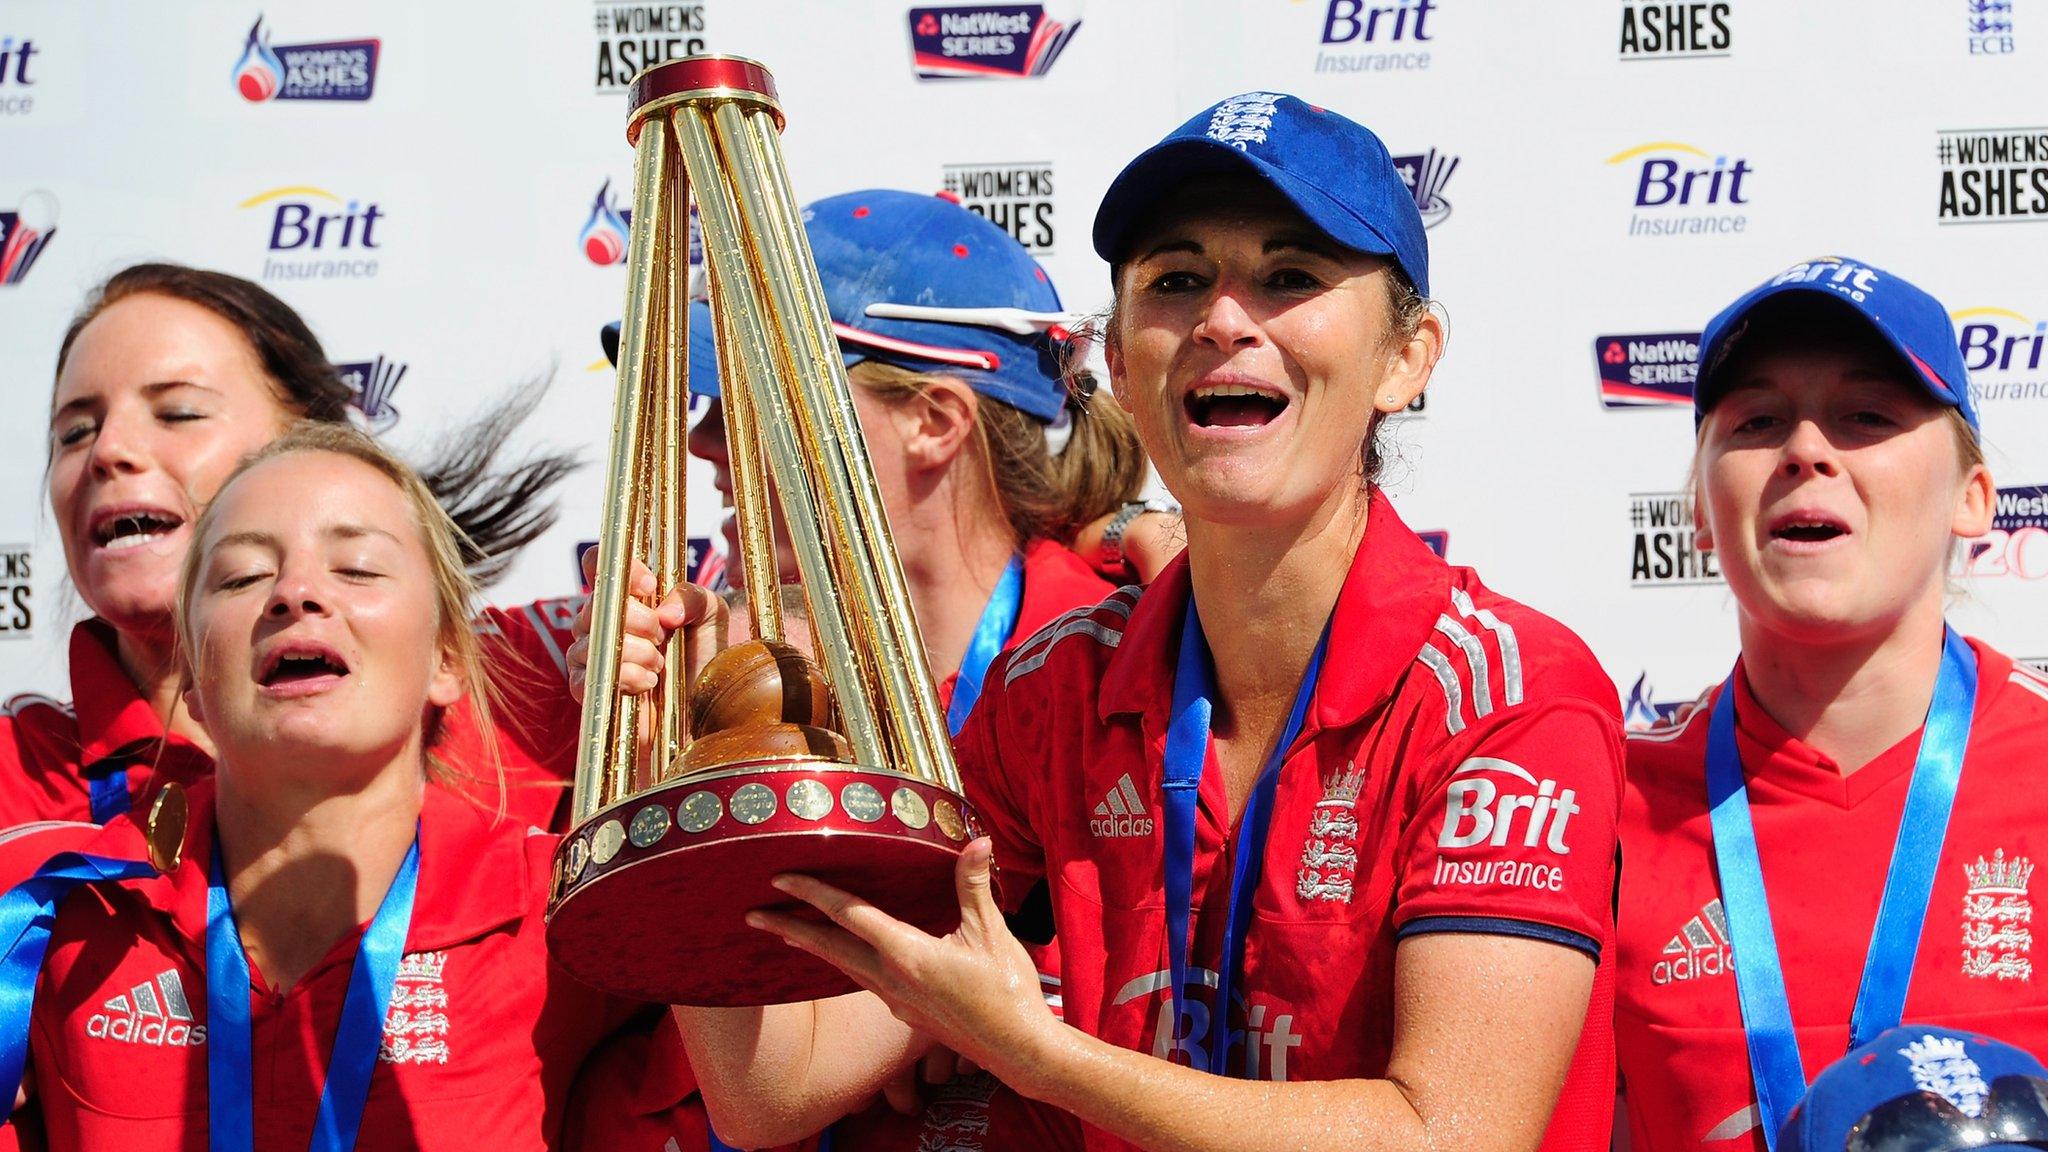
[{"x1": 545, "y1": 56, "x2": 979, "y2": 1007}]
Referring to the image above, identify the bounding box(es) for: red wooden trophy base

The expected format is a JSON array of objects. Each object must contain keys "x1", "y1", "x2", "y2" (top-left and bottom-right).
[{"x1": 545, "y1": 760, "x2": 978, "y2": 1006}]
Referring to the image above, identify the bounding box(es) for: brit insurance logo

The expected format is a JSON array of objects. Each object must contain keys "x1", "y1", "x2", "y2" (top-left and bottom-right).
[
  {"x1": 1630, "y1": 490, "x2": 1721, "y2": 586},
  {"x1": 1958, "y1": 484, "x2": 2048, "y2": 581},
  {"x1": 907, "y1": 4, "x2": 1082, "y2": 80},
  {"x1": 240, "y1": 186, "x2": 386, "y2": 283},
  {"x1": 0, "y1": 546, "x2": 28, "y2": 641},
  {"x1": 1431, "y1": 757, "x2": 1580, "y2": 895},
  {"x1": 591, "y1": 1, "x2": 706, "y2": 93},
  {"x1": 1, "y1": 35, "x2": 40, "y2": 117},
  {"x1": 1313, "y1": 0, "x2": 1439, "y2": 74},
  {"x1": 1956, "y1": 306, "x2": 2047, "y2": 405},
  {"x1": 338, "y1": 355, "x2": 406, "y2": 433},
  {"x1": 231, "y1": 16, "x2": 378, "y2": 103},
  {"x1": 1967, "y1": 0, "x2": 2015, "y2": 55},
  {"x1": 1618, "y1": 0, "x2": 1731, "y2": 60},
  {"x1": 1392, "y1": 148, "x2": 1458, "y2": 228},
  {"x1": 942, "y1": 162, "x2": 1055, "y2": 253},
  {"x1": 1938, "y1": 127, "x2": 2048, "y2": 224},
  {"x1": 1606, "y1": 141, "x2": 1754, "y2": 238},
  {"x1": 1594, "y1": 332, "x2": 1700, "y2": 409},
  {"x1": 0, "y1": 190, "x2": 58, "y2": 286}
]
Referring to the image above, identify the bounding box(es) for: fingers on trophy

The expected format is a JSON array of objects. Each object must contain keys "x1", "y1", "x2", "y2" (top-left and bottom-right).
[{"x1": 545, "y1": 56, "x2": 980, "y2": 1007}]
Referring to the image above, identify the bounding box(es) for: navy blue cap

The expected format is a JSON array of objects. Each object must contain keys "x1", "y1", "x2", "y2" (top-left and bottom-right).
[
  {"x1": 600, "y1": 300, "x2": 720, "y2": 399},
  {"x1": 1780, "y1": 1026, "x2": 2048, "y2": 1152},
  {"x1": 1092, "y1": 91, "x2": 1429, "y2": 296},
  {"x1": 605, "y1": 192, "x2": 1071, "y2": 423},
  {"x1": 1697, "y1": 256, "x2": 1980, "y2": 433}
]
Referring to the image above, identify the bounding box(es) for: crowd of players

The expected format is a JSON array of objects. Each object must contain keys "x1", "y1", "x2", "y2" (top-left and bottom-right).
[{"x1": 2, "y1": 89, "x2": 2044, "y2": 1152}]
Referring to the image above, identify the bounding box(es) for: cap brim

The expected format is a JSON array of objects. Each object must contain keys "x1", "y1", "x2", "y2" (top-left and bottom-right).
[
  {"x1": 1697, "y1": 284, "x2": 1969, "y2": 421},
  {"x1": 1092, "y1": 137, "x2": 1400, "y2": 267},
  {"x1": 601, "y1": 317, "x2": 723, "y2": 399}
]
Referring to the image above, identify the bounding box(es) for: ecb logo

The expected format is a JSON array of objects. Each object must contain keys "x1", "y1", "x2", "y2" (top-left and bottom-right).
[
  {"x1": 1594, "y1": 332, "x2": 1700, "y2": 409},
  {"x1": 337, "y1": 356, "x2": 406, "y2": 433},
  {"x1": 1607, "y1": 141, "x2": 1754, "y2": 238},
  {"x1": 240, "y1": 186, "x2": 386, "y2": 282},
  {"x1": 231, "y1": 16, "x2": 379, "y2": 103},
  {"x1": 906, "y1": 4, "x2": 1082, "y2": 79},
  {"x1": 0, "y1": 190, "x2": 58, "y2": 286},
  {"x1": 1390, "y1": 149, "x2": 1458, "y2": 228},
  {"x1": 1955, "y1": 307, "x2": 2048, "y2": 405},
  {"x1": 1966, "y1": 0, "x2": 2014, "y2": 55}
]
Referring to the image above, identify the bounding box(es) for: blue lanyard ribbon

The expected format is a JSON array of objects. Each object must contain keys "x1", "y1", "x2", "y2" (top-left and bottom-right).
[
  {"x1": 946, "y1": 554, "x2": 1025, "y2": 738},
  {"x1": 1162, "y1": 598, "x2": 1328, "y2": 1075},
  {"x1": 1707, "y1": 626, "x2": 1978, "y2": 1148},
  {"x1": 89, "y1": 768, "x2": 131, "y2": 825},
  {"x1": 207, "y1": 831, "x2": 421, "y2": 1152},
  {"x1": 0, "y1": 851, "x2": 157, "y2": 1120}
]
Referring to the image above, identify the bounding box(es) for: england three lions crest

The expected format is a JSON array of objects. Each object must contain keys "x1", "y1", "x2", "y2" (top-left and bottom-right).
[
  {"x1": 1962, "y1": 849, "x2": 2034, "y2": 982},
  {"x1": 1297, "y1": 762, "x2": 1366, "y2": 905}
]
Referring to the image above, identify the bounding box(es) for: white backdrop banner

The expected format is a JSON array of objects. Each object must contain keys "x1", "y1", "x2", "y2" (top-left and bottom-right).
[{"x1": 2, "y1": 0, "x2": 2043, "y2": 722}]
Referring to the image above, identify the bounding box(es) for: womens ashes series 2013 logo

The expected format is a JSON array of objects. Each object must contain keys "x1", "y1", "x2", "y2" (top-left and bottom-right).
[
  {"x1": 906, "y1": 4, "x2": 1082, "y2": 79},
  {"x1": 231, "y1": 15, "x2": 380, "y2": 103}
]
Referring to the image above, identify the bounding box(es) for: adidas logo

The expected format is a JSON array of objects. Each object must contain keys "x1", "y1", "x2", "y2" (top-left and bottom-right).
[
  {"x1": 1090, "y1": 773, "x2": 1154, "y2": 838},
  {"x1": 1651, "y1": 898, "x2": 1732, "y2": 986},
  {"x1": 86, "y1": 969, "x2": 206, "y2": 1047}
]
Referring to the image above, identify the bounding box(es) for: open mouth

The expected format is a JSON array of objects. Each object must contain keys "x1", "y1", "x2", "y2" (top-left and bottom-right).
[
  {"x1": 1769, "y1": 515, "x2": 1849, "y2": 544},
  {"x1": 90, "y1": 506, "x2": 186, "y2": 552},
  {"x1": 1186, "y1": 383, "x2": 1290, "y2": 429},
  {"x1": 258, "y1": 644, "x2": 352, "y2": 687}
]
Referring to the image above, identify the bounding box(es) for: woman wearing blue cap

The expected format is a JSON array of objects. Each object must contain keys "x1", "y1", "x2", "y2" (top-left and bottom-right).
[
  {"x1": 668, "y1": 95, "x2": 1624, "y2": 1152},
  {"x1": 1616, "y1": 258, "x2": 2048, "y2": 1151}
]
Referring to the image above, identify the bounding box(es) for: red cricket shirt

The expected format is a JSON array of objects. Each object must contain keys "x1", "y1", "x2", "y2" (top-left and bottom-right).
[
  {"x1": 0, "y1": 600, "x2": 587, "y2": 834},
  {"x1": 18, "y1": 778, "x2": 659, "y2": 1151},
  {"x1": 957, "y1": 491, "x2": 1625, "y2": 1152},
  {"x1": 1616, "y1": 638, "x2": 2048, "y2": 1151}
]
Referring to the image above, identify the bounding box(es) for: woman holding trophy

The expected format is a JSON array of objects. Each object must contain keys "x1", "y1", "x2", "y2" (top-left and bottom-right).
[{"x1": 654, "y1": 92, "x2": 1626, "y2": 1152}]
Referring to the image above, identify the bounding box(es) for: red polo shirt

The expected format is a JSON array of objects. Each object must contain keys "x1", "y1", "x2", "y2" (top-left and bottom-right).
[
  {"x1": 17, "y1": 778, "x2": 659, "y2": 1150},
  {"x1": 957, "y1": 491, "x2": 1624, "y2": 1152},
  {"x1": 0, "y1": 600, "x2": 586, "y2": 834},
  {"x1": 1616, "y1": 640, "x2": 2048, "y2": 1151}
]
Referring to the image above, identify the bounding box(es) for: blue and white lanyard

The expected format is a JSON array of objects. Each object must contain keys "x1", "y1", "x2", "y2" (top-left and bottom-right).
[{"x1": 1707, "y1": 626, "x2": 1977, "y2": 1147}]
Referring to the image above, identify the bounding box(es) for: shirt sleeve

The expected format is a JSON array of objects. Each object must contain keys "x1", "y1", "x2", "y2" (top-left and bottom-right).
[
  {"x1": 1392, "y1": 696, "x2": 1622, "y2": 961},
  {"x1": 953, "y1": 655, "x2": 1047, "y2": 916},
  {"x1": 437, "y1": 599, "x2": 587, "y2": 829}
]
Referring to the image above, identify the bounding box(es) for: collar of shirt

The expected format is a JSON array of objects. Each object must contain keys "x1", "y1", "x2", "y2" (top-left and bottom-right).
[
  {"x1": 1728, "y1": 636, "x2": 2012, "y2": 811},
  {"x1": 939, "y1": 538, "x2": 1115, "y2": 708},
  {"x1": 1096, "y1": 487, "x2": 1450, "y2": 736},
  {"x1": 68, "y1": 619, "x2": 209, "y2": 775}
]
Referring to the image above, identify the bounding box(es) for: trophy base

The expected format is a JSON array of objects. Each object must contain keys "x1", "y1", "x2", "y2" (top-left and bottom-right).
[{"x1": 545, "y1": 760, "x2": 979, "y2": 1006}]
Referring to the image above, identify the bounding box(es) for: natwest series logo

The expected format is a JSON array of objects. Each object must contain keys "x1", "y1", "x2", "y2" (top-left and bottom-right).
[
  {"x1": 1958, "y1": 484, "x2": 2048, "y2": 581},
  {"x1": 1938, "y1": 128, "x2": 2048, "y2": 224},
  {"x1": 231, "y1": 16, "x2": 379, "y2": 103},
  {"x1": 338, "y1": 355, "x2": 405, "y2": 433},
  {"x1": 942, "y1": 162, "x2": 1055, "y2": 253},
  {"x1": 907, "y1": 4, "x2": 1082, "y2": 79},
  {"x1": 1630, "y1": 490, "x2": 1721, "y2": 586},
  {"x1": 1967, "y1": 0, "x2": 2015, "y2": 55},
  {"x1": 1315, "y1": 0, "x2": 1438, "y2": 73},
  {"x1": 1595, "y1": 331, "x2": 1700, "y2": 408},
  {"x1": 241, "y1": 186, "x2": 386, "y2": 282},
  {"x1": 1617, "y1": 0, "x2": 1732, "y2": 60},
  {"x1": 1607, "y1": 141, "x2": 1754, "y2": 237},
  {"x1": 1, "y1": 35, "x2": 40, "y2": 117},
  {"x1": 591, "y1": 2, "x2": 707, "y2": 93},
  {"x1": 0, "y1": 190, "x2": 58, "y2": 286},
  {"x1": 1391, "y1": 148, "x2": 1458, "y2": 228},
  {"x1": 1956, "y1": 307, "x2": 2048, "y2": 405}
]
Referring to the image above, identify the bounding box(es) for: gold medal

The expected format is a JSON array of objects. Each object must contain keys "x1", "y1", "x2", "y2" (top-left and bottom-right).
[{"x1": 145, "y1": 782, "x2": 188, "y2": 874}]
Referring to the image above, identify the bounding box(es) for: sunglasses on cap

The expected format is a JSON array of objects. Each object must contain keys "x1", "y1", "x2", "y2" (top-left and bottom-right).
[{"x1": 1785, "y1": 1075, "x2": 2048, "y2": 1152}]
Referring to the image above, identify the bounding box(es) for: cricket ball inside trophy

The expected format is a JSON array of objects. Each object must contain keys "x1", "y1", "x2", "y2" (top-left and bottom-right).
[{"x1": 544, "y1": 55, "x2": 980, "y2": 1008}]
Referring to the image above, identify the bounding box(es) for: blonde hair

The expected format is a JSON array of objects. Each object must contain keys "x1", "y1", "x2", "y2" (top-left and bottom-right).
[
  {"x1": 848, "y1": 360, "x2": 1145, "y2": 544},
  {"x1": 173, "y1": 421, "x2": 503, "y2": 792}
]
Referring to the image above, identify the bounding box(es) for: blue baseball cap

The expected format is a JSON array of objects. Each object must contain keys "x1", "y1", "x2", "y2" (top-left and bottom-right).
[
  {"x1": 601, "y1": 300, "x2": 720, "y2": 399},
  {"x1": 1696, "y1": 256, "x2": 1980, "y2": 433},
  {"x1": 1092, "y1": 91, "x2": 1429, "y2": 296},
  {"x1": 604, "y1": 192, "x2": 1073, "y2": 423},
  {"x1": 1780, "y1": 1025, "x2": 2048, "y2": 1152}
]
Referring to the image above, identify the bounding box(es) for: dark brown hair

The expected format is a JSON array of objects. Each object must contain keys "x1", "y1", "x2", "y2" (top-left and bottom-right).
[{"x1": 55, "y1": 263, "x2": 576, "y2": 586}]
